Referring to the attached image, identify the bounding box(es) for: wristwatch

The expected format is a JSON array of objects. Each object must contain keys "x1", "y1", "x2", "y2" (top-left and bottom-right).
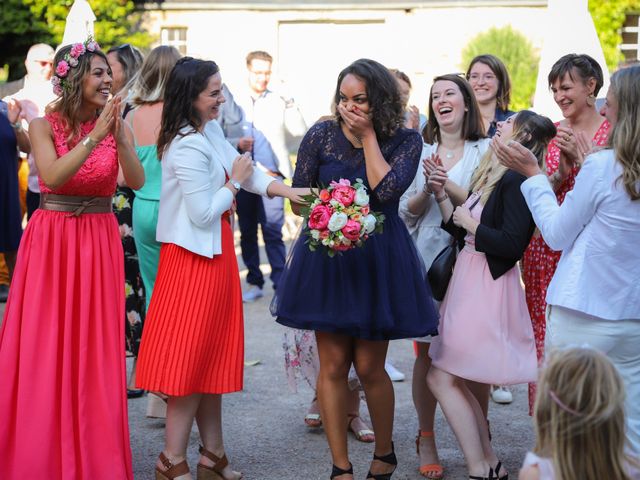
[
  {"x1": 229, "y1": 178, "x2": 241, "y2": 192},
  {"x1": 81, "y1": 136, "x2": 98, "y2": 151}
]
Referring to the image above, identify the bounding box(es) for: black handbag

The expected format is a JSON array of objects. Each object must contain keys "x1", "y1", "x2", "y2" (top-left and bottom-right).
[{"x1": 427, "y1": 195, "x2": 481, "y2": 302}]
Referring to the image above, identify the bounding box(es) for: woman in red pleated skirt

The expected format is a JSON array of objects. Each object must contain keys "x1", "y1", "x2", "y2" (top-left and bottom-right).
[{"x1": 136, "y1": 57, "x2": 305, "y2": 480}]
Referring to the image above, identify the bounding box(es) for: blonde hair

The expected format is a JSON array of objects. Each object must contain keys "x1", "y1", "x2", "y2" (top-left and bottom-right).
[
  {"x1": 469, "y1": 110, "x2": 556, "y2": 204},
  {"x1": 608, "y1": 65, "x2": 640, "y2": 200},
  {"x1": 130, "y1": 46, "x2": 181, "y2": 106},
  {"x1": 534, "y1": 348, "x2": 637, "y2": 480}
]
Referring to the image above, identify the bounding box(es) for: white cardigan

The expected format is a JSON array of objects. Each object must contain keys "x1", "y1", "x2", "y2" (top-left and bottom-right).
[
  {"x1": 521, "y1": 149, "x2": 640, "y2": 320},
  {"x1": 156, "y1": 120, "x2": 274, "y2": 258}
]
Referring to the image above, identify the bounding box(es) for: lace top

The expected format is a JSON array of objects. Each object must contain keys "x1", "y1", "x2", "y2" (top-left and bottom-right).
[
  {"x1": 292, "y1": 120, "x2": 422, "y2": 210},
  {"x1": 41, "y1": 112, "x2": 118, "y2": 197}
]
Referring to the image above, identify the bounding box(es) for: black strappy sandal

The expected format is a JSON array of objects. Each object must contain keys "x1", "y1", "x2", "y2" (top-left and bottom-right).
[
  {"x1": 366, "y1": 442, "x2": 397, "y2": 480},
  {"x1": 493, "y1": 461, "x2": 508, "y2": 480},
  {"x1": 330, "y1": 463, "x2": 353, "y2": 479},
  {"x1": 469, "y1": 466, "x2": 495, "y2": 480}
]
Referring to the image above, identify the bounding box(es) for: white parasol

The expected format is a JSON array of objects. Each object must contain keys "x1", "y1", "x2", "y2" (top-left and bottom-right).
[
  {"x1": 61, "y1": 0, "x2": 96, "y2": 47},
  {"x1": 532, "y1": 0, "x2": 610, "y2": 120}
]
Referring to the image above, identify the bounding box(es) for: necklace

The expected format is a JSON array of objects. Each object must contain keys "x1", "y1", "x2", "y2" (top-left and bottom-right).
[{"x1": 440, "y1": 143, "x2": 463, "y2": 160}]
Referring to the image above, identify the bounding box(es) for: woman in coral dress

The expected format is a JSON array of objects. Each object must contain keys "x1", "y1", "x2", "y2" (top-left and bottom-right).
[
  {"x1": 523, "y1": 54, "x2": 610, "y2": 413},
  {"x1": 0, "y1": 41, "x2": 144, "y2": 479}
]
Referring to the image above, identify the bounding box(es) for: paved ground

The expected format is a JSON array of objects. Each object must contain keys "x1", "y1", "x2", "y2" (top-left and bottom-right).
[{"x1": 1, "y1": 228, "x2": 535, "y2": 479}]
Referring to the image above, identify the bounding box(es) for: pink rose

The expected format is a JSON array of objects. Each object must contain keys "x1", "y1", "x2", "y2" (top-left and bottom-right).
[
  {"x1": 331, "y1": 186, "x2": 356, "y2": 207},
  {"x1": 86, "y1": 41, "x2": 99, "y2": 52},
  {"x1": 330, "y1": 178, "x2": 351, "y2": 188},
  {"x1": 341, "y1": 219, "x2": 361, "y2": 242},
  {"x1": 70, "y1": 43, "x2": 86, "y2": 58},
  {"x1": 361, "y1": 205, "x2": 370, "y2": 215},
  {"x1": 56, "y1": 60, "x2": 70, "y2": 78},
  {"x1": 319, "y1": 189, "x2": 331, "y2": 203},
  {"x1": 51, "y1": 76, "x2": 60, "y2": 86},
  {"x1": 319, "y1": 230, "x2": 330, "y2": 240},
  {"x1": 68, "y1": 57, "x2": 78, "y2": 67},
  {"x1": 308, "y1": 205, "x2": 331, "y2": 230},
  {"x1": 53, "y1": 85, "x2": 63, "y2": 96},
  {"x1": 332, "y1": 243, "x2": 351, "y2": 252}
]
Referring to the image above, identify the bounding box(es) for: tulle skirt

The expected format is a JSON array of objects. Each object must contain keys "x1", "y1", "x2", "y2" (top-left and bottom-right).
[
  {"x1": 273, "y1": 215, "x2": 439, "y2": 340},
  {"x1": 0, "y1": 209, "x2": 132, "y2": 479}
]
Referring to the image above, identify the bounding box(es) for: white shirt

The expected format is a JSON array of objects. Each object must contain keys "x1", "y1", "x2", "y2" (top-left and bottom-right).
[
  {"x1": 399, "y1": 139, "x2": 489, "y2": 269},
  {"x1": 521, "y1": 149, "x2": 640, "y2": 320},
  {"x1": 156, "y1": 120, "x2": 274, "y2": 258}
]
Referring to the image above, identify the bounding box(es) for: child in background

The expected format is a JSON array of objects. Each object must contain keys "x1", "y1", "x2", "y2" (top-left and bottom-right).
[{"x1": 520, "y1": 347, "x2": 640, "y2": 480}]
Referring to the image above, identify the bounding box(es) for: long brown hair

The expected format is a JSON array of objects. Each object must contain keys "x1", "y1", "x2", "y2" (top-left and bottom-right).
[
  {"x1": 534, "y1": 348, "x2": 637, "y2": 480},
  {"x1": 157, "y1": 57, "x2": 219, "y2": 159},
  {"x1": 465, "y1": 54, "x2": 511, "y2": 111},
  {"x1": 130, "y1": 46, "x2": 181, "y2": 106},
  {"x1": 46, "y1": 44, "x2": 111, "y2": 143},
  {"x1": 608, "y1": 65, "x2": 640, "y2": 200},
  {"x1": 423, "y1": 74, "x2": 485, "y2": 144}
]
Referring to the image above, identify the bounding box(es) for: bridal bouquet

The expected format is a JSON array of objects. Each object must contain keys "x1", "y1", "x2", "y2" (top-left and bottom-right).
[{"x1": 300, "y1": 178, "x2": 385, "y2": 256}]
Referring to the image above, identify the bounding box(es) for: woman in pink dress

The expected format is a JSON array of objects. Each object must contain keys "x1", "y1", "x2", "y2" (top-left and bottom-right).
[
  {"x1": 523, "y1": 54, "x2": 610, "y2": 414},
  {"x1": 425, "y1": 111, "x2": 555, "y2": 480},
  {"x1": 0, "y1": 40, "x2": 144, "y2": 479}
]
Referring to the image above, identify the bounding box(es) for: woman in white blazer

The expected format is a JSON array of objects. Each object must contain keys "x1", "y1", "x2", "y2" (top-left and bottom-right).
[
  {"x1": 494, "y1": 65, "x2": 640, "y2": 455},
  {"x1": 136, "y1": 57, "x2": 305, "y2": 480}
]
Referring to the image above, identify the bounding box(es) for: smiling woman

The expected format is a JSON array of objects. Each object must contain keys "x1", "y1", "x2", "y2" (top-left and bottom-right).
[{"x1": 0, "y1": 40, "x2": 143, "y2": 479}]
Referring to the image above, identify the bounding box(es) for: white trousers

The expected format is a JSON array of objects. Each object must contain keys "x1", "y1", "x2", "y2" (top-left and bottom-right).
[{"x1": 546, "y1": 305, "x2": 640, "y2": 455}]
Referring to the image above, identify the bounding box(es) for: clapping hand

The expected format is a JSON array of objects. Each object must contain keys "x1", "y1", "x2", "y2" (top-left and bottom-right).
[
  {"x1": 91, "y1": 97, "x2": 117, "y2": 142},
  {"x1": 6, "y1": 98, "x2": 22, "y2": 125},
  {"x1": 405, "y1": 105, "x2": 420, "y2": 131},
  {"x1": 574, "y1": 131, "x2": 594, "y2": 167},
  {"x1": 555, "y1": 125, "x2": 581, "y2": 163},
  {"x1": 337, "y1": 104, "x2": 374, "y2": 142},
  {"x1": 422, "y1": 153, "x2": 442, "y2": 188},
  {"x1": 492, "y1": 137, "x2": 541, "y2": 178}
]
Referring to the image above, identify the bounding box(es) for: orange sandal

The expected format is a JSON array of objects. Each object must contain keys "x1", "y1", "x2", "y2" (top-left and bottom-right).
[{"x1": 415, "y1": 430, "x2": 444, "y2": 479}]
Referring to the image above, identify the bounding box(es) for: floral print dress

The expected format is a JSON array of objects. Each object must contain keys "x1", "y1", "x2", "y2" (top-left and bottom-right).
[{"x1": 114, "y1": 186, "x2": 146, "y2": 356}]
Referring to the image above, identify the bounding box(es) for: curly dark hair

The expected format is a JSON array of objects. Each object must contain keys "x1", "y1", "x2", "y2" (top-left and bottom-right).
[
  {"x1": 47, "y1": 44, "x2": 110, "y2": 143},
  {"x1": 157, "y1": 57, "x2": 219, "y2": 159},
  {"x1": 332, "y1": 58, "x2": 404, "y2": 140}
]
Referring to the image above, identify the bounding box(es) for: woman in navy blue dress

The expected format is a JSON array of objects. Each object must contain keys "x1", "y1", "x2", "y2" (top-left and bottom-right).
[{"x1": 273, "y1": 59, "x2": 439, "y2": 479}]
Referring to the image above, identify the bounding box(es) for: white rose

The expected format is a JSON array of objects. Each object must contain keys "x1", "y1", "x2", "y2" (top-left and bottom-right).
[
  {"x1": 354, "y1": 188, "x2": 369, "y2": 206},
  {"x1": 310, "y1": 229, "x2": 320, "y2": 240},
  {"x1": 363, "y1": 214, "x2": 377, "y2": 234},
  {"x1": 328, "y1": 212, "x2": 348, "y2": 232}
]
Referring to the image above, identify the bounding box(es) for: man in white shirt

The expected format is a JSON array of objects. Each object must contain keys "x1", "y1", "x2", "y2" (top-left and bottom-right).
[
  {"x1": 218, "y1": 51, "x2": 306, "y2": 302},
  {"x1": 3, "y1": 43, "x2": 55, "y2": 218}
]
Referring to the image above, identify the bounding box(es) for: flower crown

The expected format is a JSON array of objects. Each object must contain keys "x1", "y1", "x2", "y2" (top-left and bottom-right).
[{"x1": 51, "y1": 38, "x2": 101, "y2": 96}]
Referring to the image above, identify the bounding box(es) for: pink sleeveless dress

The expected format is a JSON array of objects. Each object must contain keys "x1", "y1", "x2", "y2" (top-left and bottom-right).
[
  {"x1": 429, "y1": 192, "x2": 537, "y2": 384},
  {"x1": 0, "y1": 113, "x2": 133, "y2": 479}
]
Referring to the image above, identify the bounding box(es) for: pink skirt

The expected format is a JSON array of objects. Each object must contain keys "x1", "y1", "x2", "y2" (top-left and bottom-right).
[
  {"x1": 429, "y1": 247, "x2": 537, "y2": 385},
  {"x1": 0, "y1": 209, "x2": 133, "y2": 479}
]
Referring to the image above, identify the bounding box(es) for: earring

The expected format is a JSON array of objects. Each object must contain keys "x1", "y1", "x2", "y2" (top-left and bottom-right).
[{"x1": 586, "y1": 93, "x2": 596, "y2": 107}]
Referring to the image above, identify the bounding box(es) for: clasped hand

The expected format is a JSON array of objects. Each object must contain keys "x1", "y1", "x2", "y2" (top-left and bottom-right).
[
  {"x1": 90, "y1": 96, "x2": 128, "y2": 144},
  {"x1": 491, "y1": 137, "x2": 541, "y2": 178},
  {"x1": 425, "y1": 153, "x2": 447, "y2": 194}
]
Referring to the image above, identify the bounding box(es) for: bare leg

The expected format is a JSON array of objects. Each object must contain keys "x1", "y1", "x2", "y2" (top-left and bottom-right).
[
  {"x1": 4, "y1": 250, "x2": 17, "y2": 282},
  {"x1": 128, "y1": 358, "x2": 138, "y2": 389},
  {"x1": 461, "y1": 386, "x2": 498, "y2": 466},
  {"x1": 353, "y1": 338, "x2": 395, "y2": 477},
  {"x1": 426, "y1": 366, "x2": 491, "y2": 478},
  {"x1": 412, "y1": 342, "x2": 441, "y2": 473},
  {"x1": 316, "y1": 331, "x2": 354, "y2": 479},
  {"x1": 346, "y1": 389, "x2": 374, "y2": 442},
  {"x1": 158, "y1": 393, "x2": 203, "y2": 480},
  {"x1": 195, "y1": 394, "x2": 241, "y2": 479},
  {"x1": 467, "y1": 381, "x2": 490, "y2": 420}
]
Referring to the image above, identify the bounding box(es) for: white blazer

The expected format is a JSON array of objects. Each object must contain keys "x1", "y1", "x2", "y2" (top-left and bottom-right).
[
  {"x1": 521, "y1": 149, "x2": 640, "y2": 320},
  {"x1": 156, "y1": 120, "x2": 274, "y2": 258}
]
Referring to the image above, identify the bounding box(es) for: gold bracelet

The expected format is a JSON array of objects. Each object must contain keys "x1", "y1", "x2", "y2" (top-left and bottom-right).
[
  {"x1": 81, "y1": 136, "x2": 98, "y2": 151},
  {"x1": 436, "y1": 193, "x2": 449, "y2": 204}
]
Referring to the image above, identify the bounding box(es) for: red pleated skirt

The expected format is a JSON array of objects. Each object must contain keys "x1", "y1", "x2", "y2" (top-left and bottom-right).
[
  {"x1": 0, "y1": 209, "x2": 132, "y2": 479},
  {"x1": 136, "y1": 219, "x2": 244, "y2": 395}
]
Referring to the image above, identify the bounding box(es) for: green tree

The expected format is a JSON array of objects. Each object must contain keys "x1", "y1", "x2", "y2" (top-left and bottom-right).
[
  {"x1": 461, "y1": 26, "x2": 539, "y2": 110},
  {"x1": 0, "y1": 0, "x2": 152, "y2": 81},
  {"x1": 589, "y1": 0, "x2": 640, "y2": 71}
]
